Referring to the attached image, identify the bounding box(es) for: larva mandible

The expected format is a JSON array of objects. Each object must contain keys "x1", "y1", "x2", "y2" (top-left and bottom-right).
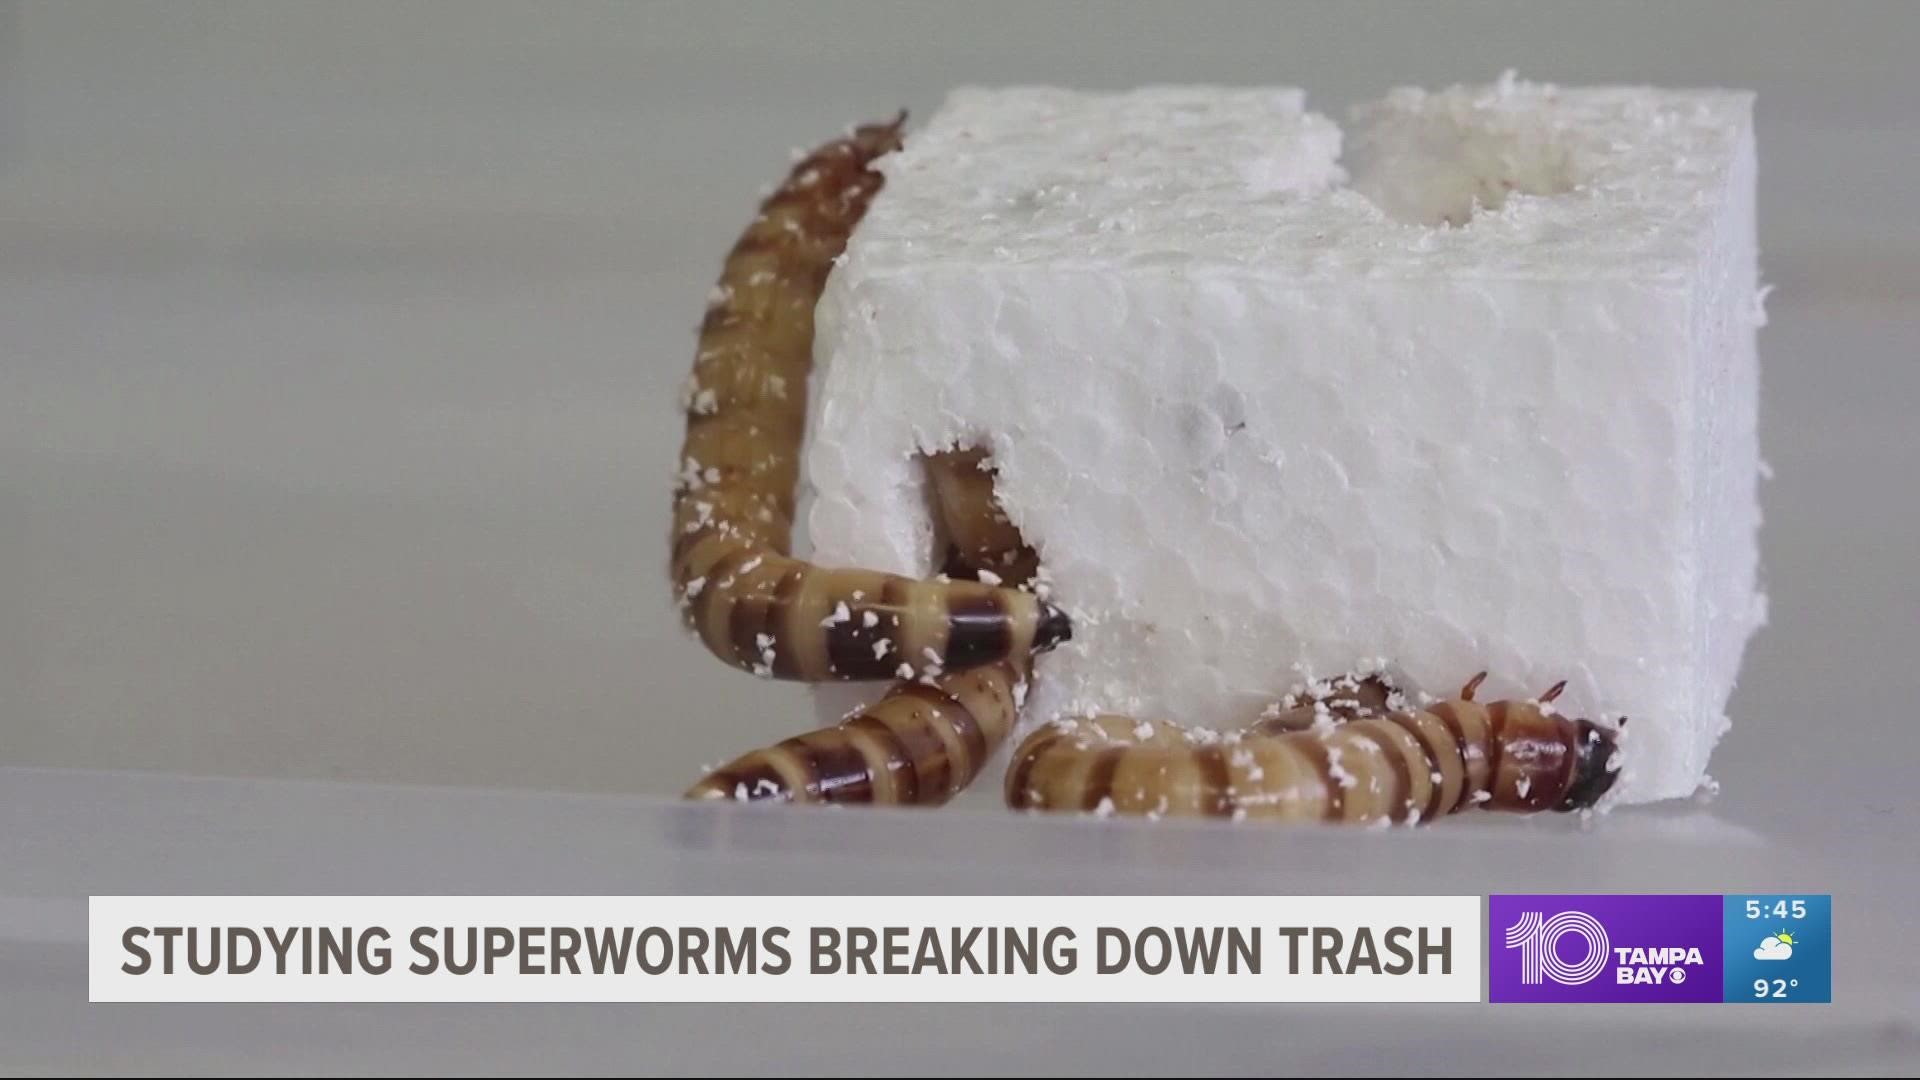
[
  {"x1": 1005, "y1": 674, "x2": 1622, "y2": 824},
  {"x1": 671, "y1": 115, "x2": 1069, "y2": 682},
  {"x1": 685, "y1": 451, "x2": 1033, "y2": 805}
]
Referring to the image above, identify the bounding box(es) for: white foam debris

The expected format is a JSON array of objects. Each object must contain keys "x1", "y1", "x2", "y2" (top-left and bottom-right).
[
  {"x1": 1692, "y1": 775, "x2": 1722, "y2": 804},
  {"x1": 807, "y1": 81, "x2": 1762, "y2": 804},
  {"x1": 1326, "y1": 747, "x2": 1356, "y2": 790}
]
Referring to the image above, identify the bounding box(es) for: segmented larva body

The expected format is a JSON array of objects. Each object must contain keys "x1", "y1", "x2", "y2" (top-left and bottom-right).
[
  {"x1": 671, "y1": 116, "x2": 1069, "y2": 681},
  {"x1": 930, "y1": 447, "x2": 1040, "y2": 587},
  {"x1": 684, "y1": 658, "x2": 1026, "y2": 805},
  {"x1": 1005, "y1": 675, "x2": 1621, "y2": 824},
  {"x1": 685, "y1": 450, "x2": 1035, "y2": 805}
]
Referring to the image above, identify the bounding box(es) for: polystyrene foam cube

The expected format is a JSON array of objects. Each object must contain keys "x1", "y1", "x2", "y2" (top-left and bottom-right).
[{"x1": 804, "y1": 80, "x2": 1763, "y2": 804}]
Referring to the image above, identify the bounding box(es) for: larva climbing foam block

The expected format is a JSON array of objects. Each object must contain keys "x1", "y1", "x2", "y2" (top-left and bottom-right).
[{"x1": 804, "y1": 80, "x2": 1763, "y2": 804}]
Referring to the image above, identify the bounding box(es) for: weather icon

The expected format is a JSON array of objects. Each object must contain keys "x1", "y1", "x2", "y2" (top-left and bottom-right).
[{"x1": 1753, "y1": 930, "x2": 1796, "y2": 961}]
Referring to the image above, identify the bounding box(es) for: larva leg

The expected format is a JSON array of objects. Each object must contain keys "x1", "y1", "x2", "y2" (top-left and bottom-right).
[
  {"x1": 1249, "y1": 671, "x2": 1403, "y2": 734},
  {"x1": 672, "y1": 117, "x2": 1069, "y2": 681},
  {"x1": 685, "y1": 451, "x2": 1038, "y2": 805},
  {"x1": 1006, "y1": 684, "x2": 1622, "y2": 825}
]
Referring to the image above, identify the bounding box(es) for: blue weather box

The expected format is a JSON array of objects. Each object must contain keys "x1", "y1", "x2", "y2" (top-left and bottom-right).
[{"x1": 1722, "y1": 894, "x2": 1831, "y2": 1003}]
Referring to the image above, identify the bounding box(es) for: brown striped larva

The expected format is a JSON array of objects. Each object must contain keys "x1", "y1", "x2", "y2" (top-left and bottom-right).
[
  {"x1": 1004, "y1": 674, "x2": 1621, "y2": 824},
  {"x1": 684, "y1": 450, "x2": 1034, "y2": 806},
  {"x1": 671, "y1": 115, "x2": 1068, "y2": 683},
  {"x1": 684, "y1": 656, "x2": 1026, "y2": 806}
]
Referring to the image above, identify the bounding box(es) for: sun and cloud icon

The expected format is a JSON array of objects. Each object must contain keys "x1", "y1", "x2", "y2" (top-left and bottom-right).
[{"x1": 1754, "y1": 930, "x2": 1797, "y2": 960}]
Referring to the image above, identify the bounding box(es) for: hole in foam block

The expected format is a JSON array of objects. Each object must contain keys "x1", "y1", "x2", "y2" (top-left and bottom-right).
[{"x1": 1345, "y1": 93, "x2": 1580, "y2": 227}]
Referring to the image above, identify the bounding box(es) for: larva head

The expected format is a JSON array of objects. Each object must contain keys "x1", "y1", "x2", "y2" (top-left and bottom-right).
[
  {"x1": 1034, "y1": 599, "x2": 1073, "y2": 652},
  {"x1": 1556, "y1": 717, "x2": 1622, "y2": 810},
  {"x1": 849, "y1": 110, "x2": 909, "y2": 159}
]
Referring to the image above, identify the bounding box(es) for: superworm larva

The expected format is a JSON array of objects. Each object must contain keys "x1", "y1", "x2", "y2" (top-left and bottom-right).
[
  {"x1": 685, "y1": 451, "x2": 1034, "y2": 805},
  {"x1": 684, "y1": 658, "x2": 1026, "y2": 805},
  {"x1": 671, "y1": 116, "x2": 1069, "y2": 681},
  {"x1": 1005, "y1": 675, "x2": 1621, "y2": 824}
]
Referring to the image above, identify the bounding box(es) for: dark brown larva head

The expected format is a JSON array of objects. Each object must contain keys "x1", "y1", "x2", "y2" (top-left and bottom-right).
[
  {"x1": 1034, "y1": 599, "x2": 1073, "y2": 652},
  {"x1": 1556, "y1": 718, "x2": 1622, "y2": 810},
  {"x1": 849, "y1": 111, "x2": 909, "y2": 159}
]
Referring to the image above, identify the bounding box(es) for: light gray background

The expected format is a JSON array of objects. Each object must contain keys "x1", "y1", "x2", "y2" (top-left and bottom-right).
[{"x1": 2, "y1": 2, "x2": 1917, "y2": 1074}]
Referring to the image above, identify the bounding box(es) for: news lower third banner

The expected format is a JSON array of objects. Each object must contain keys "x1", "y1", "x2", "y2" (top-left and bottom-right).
[
  {"x1": 90, "y1": 895, "x2": 1478, "y2": 1003},
  {"x1": 88, "y1": 893, "x2": 1831, "y2": 1003}
]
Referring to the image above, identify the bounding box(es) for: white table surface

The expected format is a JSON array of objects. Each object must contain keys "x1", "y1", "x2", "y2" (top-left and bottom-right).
[{"x1": 2, "y1": 3, "x2": 1917, "y2": 1073}]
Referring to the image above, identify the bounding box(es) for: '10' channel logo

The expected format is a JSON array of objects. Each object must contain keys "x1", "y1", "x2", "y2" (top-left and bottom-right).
[{"x1": 1488, "y1": 894, "x2": 1830, "y2": 1003}]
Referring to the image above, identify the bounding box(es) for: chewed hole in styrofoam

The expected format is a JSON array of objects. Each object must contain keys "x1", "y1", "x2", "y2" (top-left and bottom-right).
[{"x1": 1347, "y1": 76, "x2": 1584, "y2": 227}]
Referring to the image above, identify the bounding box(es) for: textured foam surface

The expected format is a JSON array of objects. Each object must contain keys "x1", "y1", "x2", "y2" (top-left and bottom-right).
[{"x1": 805, "y1": 80, "x2": 1763, "y2": 804}]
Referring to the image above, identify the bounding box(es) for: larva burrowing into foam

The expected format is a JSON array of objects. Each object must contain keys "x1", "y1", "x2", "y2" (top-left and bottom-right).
[
  {"x1": 685, "y1": 450, "x2": 1035, "y2": 805},
  {"x1": 1004, "y1": 673, "x2": 1622, "y2": 824},
  {"x1": 671, "y1": 115, "x2": 1069, "y2": 682},
  {"x1": 675, "y1": 115, "x2": 1629, "y2": 824}
]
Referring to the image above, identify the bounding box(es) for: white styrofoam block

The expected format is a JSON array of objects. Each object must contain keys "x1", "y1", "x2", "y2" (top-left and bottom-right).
[{"x1": 804, "y1": 79, "x2": 1763, "y2": 805}]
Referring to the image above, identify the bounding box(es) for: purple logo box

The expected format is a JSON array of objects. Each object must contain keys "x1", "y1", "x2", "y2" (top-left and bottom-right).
[{"x1": 1490, "y1": 895, "x2": 1723, "y2": 1003}]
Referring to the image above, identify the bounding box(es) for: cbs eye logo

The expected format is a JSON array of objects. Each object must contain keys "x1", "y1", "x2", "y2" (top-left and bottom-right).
[{"x1": 1503, "y1": 910, "x2": 1610, "y2": 986}]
